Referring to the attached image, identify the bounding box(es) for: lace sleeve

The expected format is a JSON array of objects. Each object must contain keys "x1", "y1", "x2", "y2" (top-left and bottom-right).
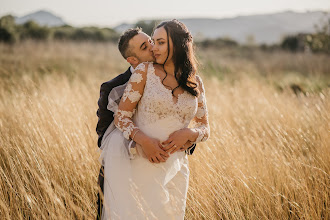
[
  {"x1": 114, "y1": 63, "x2": 148, "y2": 139},
  {"x1": 191, "y1": 76, "x2": 210, "y2": 142}
]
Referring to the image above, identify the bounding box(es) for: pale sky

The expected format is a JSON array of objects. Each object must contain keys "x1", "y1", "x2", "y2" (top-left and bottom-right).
[{"x1": 0, "y1": 0, "x2": 329, "y2": 27}]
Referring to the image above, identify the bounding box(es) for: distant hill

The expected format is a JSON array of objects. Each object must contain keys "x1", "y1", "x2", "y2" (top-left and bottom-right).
[
  {"x1": 15, "y1": 10, "x2": 66, "y2": 27},
  {"x1": 114, "y1": 11, "x2": 329, "y2": 44}
]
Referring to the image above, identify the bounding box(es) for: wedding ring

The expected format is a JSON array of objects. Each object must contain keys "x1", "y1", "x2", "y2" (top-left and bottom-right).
[{"x1": 173, "y1": 144, "x2": 177, "y2": 148}]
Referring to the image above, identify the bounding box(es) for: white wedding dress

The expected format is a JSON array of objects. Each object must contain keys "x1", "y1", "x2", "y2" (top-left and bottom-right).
[{"x1": 99, "y1": 62, "x2": 209, "y2": 220}]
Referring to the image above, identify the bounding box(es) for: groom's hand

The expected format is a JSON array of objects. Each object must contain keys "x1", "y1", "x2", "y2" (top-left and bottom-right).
[{"x1": 139, "y1": 136, "x2": 169, "y2": 163}]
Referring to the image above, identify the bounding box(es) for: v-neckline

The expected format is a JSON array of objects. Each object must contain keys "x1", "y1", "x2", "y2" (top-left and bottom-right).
[{"x1": 149, "y1": 64, "x2": 187, "y2": 105}]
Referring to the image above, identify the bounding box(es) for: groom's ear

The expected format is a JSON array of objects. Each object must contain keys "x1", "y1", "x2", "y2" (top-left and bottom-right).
[{"x1": 126, "y1": 56, "x2": 139, "y2": 66}]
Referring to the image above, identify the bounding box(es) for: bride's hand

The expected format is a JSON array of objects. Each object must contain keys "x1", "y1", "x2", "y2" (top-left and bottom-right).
[{"x1": 162, "y1": 128, "x2": 195, "y2": 154}]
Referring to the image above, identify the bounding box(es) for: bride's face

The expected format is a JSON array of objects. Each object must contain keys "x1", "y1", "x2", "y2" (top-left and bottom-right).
[{"x1": 152, "y1": 27, "x2": 173, "y2": 65}]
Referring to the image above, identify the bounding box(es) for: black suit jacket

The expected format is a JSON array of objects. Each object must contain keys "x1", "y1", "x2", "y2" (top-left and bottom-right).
[
  {"x1": 96, "y1": 67, "x2": 196, "y2": 154},
  {"x1": 96, "y1": 68, "x2": 132, "y2": 147}
]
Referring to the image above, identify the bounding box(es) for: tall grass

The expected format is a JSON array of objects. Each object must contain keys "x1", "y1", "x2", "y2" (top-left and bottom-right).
[{"x1": 0, "y1": 41, "x2": 329, "y2": 219}]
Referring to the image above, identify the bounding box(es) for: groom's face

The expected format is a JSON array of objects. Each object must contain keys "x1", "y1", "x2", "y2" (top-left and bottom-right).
[{"x1": 129, "y1": 32, "x2": 155, "y2": 63}]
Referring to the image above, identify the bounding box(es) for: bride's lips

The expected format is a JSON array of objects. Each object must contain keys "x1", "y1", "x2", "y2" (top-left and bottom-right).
[{"x1": 154, "y1": 54, "x2": 160, "y2": 59}]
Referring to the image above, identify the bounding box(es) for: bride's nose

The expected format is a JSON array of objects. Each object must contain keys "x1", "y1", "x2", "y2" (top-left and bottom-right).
[{"x1": 151, "y1": 44, "x2": 157, "y2": 52}]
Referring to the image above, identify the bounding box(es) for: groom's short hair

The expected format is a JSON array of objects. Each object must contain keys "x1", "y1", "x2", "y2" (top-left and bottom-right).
[{"x1": 118, "y1": 27, "x2": 142, "y2": 59}]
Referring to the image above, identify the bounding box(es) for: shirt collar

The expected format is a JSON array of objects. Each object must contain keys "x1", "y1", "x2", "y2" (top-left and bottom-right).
[{"x1": 130, "y1": 66, "x2": 135, "y2": 73}]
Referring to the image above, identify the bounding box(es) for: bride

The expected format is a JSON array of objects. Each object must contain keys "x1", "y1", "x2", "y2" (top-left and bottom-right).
[{"x1": 100, "y1": 19, "x2": 209, "y2": 220}]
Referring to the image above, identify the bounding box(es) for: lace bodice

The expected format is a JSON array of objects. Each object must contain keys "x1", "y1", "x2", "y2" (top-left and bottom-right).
[{"x1": 114, "y1": 62, "x2": 209, "y2": 143}]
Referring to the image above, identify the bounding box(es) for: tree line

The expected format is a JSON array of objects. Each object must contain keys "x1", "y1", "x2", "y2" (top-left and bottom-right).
[
  {"x1": 0, "y1": 15, "x2": 329, "y2": 54},
  {"x1": 0, "y1": 15, "x2": 119, "y2": 43},
  {"x1": 136, "y1": 19, "x2": 330, "y2": 54}
]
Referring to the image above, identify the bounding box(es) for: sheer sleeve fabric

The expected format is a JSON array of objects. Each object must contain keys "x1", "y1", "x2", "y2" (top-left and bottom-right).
[
  {"x1": 191, "y1": 76, "x2": 210, "y2": 142},
  {"x1": 114, "y1": 63, "x2": 148, "y2": 140}
]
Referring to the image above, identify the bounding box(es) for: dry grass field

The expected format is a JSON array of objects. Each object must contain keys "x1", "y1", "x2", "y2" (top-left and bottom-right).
[{"x1": 0, "y1": 41, "x2": 329, "y2": 219}]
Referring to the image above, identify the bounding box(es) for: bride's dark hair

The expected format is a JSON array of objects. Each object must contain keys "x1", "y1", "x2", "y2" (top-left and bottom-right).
[{"x1": 155, "y1": 19, "x2": 200, "y2": 97}]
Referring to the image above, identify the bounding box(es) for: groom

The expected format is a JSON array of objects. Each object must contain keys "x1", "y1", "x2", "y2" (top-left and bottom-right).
[{"x1": 96, "y1": 28, "x2": 196, "y2": 219}]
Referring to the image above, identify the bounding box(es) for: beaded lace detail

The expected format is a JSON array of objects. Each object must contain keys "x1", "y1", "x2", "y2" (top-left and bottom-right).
[{"x1": 114, "y1": 62, "x2": 209, "y2": 142}]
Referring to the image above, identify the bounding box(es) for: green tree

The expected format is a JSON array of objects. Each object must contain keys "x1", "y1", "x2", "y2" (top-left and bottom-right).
[
  {"x1": 281, "y1": 35, "x2": 300, "y2": 52},
  {"x1": 198, "y1": 37, "x2": 238, "y2": 48},
  {"x1": 19, "y1": 21, "x2": 50, "y2": 40},
  {"x1": 281, "y1": 13, "x2": 330, "y2": 54},
  {"x1": 0, "y1": 15, "x2": 18, "y2": 43},
  {"x1": 69, "y1": 27, "x2": 119, "y2": 42},
  {"x1": 307, "y1": 14, "x2": 330, "y2": 54}
]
